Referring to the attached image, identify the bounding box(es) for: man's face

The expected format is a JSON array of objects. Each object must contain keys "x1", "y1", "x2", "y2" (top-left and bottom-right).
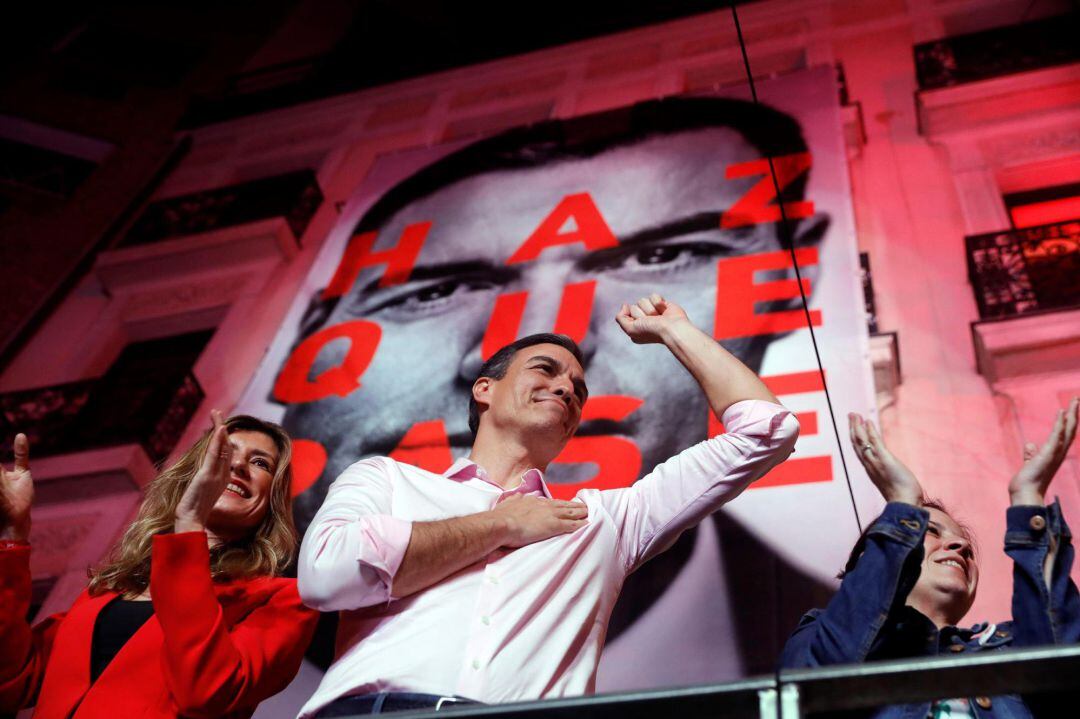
[
  {"x1": 284, "y1": 127, "x2": 800, "y2": 522},
  {"x1": 908, "y1": 507, "x2": 979, "y2": 623},
  {"x1": 206, "y1": 430, "x2": 279, "y2": 541},
  {"x1": 476, "y1": 344, "x2": 588, "y2": 447}
]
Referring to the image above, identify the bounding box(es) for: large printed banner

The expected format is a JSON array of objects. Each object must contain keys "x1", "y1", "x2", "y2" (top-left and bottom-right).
[{"x1": 239, "y1": 66, "x2": 882, "y2": 688}]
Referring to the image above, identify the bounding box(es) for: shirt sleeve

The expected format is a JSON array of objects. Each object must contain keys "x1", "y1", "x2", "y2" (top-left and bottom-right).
[
  {"x1": 297, "y1": 458, "x2": 413, "y2": 610},
  {"x1": 151, "y1": 532, "x2": 319, "y2": 719},
  {"x1": 0, "y1": 542, "x2": 66, "y2": 712},
  {"x1": 597, "y1": 399, "x2": 799, "y2": 574},
  {"x1": 1006, "y1": 499, "x2": 1080, "y2": 647},
  {"x1": 779, "y1": 502, "x2": 928, "y2": 668}
]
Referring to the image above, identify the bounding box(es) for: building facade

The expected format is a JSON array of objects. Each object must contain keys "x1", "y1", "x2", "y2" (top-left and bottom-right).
[{"x1": 1, "y1": 0, "x2": 1077, "y2": 713}]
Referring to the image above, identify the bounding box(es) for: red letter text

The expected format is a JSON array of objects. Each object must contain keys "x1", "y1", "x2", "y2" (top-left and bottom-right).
[
  {"x1": 507, "y1": 193, "x2": 618, "y2": 264},
  {"x1": 715, "y1": 247, "x2": 822, "y2": 340},
  {"x1": 322, "y1": 221, "x2": 431, "y2": 299},
  {"x1": 272, "y1": 320, "x2": 381, "y2": 403}
]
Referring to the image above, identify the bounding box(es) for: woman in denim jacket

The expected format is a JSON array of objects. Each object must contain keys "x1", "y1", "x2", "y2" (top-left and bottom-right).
[{"x1": 781, "y1": 398, "x2": 1079, "y2": 719}]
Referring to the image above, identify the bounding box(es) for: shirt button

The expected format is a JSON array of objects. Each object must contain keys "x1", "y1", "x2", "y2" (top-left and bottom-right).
[
  {"x1": 1029, "y1": 515, "x2": 1047, "y2": 531},
  {"x1": 481, "y1": 616, "x2": 491, "y2": 626},
  {"x1": 949, "y1": 644, "x2": 965, "y2": 653},
  {"x1": 974, "y1": 696, "x2": 992, "y2": 709},
  {"x1": 472, "y1": 659, "x2": 481, "y2": 670},
  {"x1": 487, "y1": 575, "x2": 499, "y2": 585}
]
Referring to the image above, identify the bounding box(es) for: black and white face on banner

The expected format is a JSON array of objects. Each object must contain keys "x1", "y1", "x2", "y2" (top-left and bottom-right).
[{"x1": 241, "y1": 66, "x2": 880, "y2": 685}]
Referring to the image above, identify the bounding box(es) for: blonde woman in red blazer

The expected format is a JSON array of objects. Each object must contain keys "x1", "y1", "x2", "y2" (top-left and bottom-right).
[{"x1": 0, "y1": 412, "x2": 319, "y2": 718}]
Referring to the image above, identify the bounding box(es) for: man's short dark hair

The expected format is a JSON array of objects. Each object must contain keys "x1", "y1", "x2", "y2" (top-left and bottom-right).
[{"x1": 468, "y1": 333, "x2": 584, "y2": 436}]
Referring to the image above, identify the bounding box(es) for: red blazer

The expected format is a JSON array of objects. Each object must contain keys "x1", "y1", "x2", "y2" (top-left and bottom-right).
[{"x1": 0, "y1": 532, "x2": 319, "y2": 718}]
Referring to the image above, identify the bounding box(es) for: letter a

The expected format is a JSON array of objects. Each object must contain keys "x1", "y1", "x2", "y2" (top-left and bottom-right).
[
  {"x1": 548, "y1": 396, "x2": 644, "y2": 499},
  {"x1": 389, "y1": 420, "x2": 454, "y2": 474},
  {"x1": 507, "y1": 193, "x2": 617, "y2": 264}
]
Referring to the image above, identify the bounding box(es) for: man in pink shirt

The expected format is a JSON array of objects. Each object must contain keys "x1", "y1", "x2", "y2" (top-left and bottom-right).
[{"x1": 297, "y1": 293, "x2": 799, "y2": 717}]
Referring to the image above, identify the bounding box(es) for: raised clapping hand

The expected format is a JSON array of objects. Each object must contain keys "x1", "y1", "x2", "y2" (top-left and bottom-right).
[
  {"x1": 0, "y1": 433, "x2": 33, "y2": 542},
  {"x1": 1008, "y1": 397, "x2": 1079, "y2": 507},
  {"x1": 615, "y1": 293, "x2": 689, "y2": 344},
  {"x1": 849, "y1": 413, "x2": 923, "y2": 506},
  {"x1": 174, "y1": 410, "x2": 232, "y2": 535}
]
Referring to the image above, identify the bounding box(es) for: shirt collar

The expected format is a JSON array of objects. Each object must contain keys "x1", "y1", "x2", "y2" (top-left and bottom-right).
[{"x1": 443, "y1": 458, "x2": 551, "y2": 498}]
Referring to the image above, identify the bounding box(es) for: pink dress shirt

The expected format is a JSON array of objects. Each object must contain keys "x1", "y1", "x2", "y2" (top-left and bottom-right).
[{"x1": 296, "y1": 399, "x2": 798, "y2": 717}]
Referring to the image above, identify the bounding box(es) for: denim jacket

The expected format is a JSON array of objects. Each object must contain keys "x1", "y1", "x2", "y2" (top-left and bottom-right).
[{"x1": 780, "y1": 501, "x2": 1079, "y2": 719}]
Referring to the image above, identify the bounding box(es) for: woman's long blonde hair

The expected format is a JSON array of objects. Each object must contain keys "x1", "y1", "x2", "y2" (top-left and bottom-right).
[{"x1": 88, "y1": 415, "x2": 296, "y2": 596}]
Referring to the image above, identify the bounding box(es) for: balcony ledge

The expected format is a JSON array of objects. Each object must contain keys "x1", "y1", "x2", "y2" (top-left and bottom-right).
[{"x1": 972, "y1": 307, "x2": 1080, "y2": 384}]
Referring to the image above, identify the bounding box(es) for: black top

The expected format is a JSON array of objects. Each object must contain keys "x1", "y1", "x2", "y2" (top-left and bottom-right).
[{"x1": 89, "y1": 597, "x2": 155, "y2": 683}]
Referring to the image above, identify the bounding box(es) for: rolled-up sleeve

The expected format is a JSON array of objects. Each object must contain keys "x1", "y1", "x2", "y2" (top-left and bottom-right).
[
  {"x1": 599, "y1": 399, "x2": 799, "y2": 573},
  {"x1": 297, "y1": 458, "x2": 413, "y2": 611}
]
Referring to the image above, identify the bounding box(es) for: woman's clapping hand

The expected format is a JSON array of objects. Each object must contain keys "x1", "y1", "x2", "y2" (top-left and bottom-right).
[
  {"x1": 174, "y1": 411, "x2": 233, "y2": 535},
  {"x1": 1009, "y1": 398, "x2": 1079, "y2": 506},
  {"x1": 849, "y1": 413, "x2": 923, "y2": 506}
]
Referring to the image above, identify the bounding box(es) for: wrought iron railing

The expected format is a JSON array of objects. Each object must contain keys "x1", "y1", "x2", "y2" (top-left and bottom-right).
[
  {"x1": 0, "y1": 371, "x2": 203, "y2": 465},
  {"x1": 965, "y1": 220, "x2": 1080, "y2": 320},
  {"x1": 344, "y1": 645, "x2": 1080, "y2": 718},
  {"x1": 914, "y1": 14, "x2": 1079, "y2": 91},
  {"x1": 118, "y1": 169, "x2": 323, "y2": 248}
]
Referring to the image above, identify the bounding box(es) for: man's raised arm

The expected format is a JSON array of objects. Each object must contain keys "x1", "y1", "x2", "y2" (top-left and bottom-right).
[
  {"x1": 606, "y1": 294, "x2": 799, "y2": 572},
  {"x1": 615, "y1": 293, "x2": 778, "y2": 417}
]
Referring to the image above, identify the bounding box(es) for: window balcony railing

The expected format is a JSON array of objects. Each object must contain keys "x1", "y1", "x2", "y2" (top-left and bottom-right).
[
  {"x1": 966, "y1": 219, "x2": 1080, "y2": 320},
  {"x1": 0, "y1": 370, "x2": 203, "y2": 465},
  {"x1": 914, "y1": 14, "x2": 1079, "y2": 92}
]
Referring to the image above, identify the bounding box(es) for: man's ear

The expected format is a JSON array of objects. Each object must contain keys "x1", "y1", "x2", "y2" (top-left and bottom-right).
[{"x1": 472, "y1": 377, "x2": 493, "y2": 409}]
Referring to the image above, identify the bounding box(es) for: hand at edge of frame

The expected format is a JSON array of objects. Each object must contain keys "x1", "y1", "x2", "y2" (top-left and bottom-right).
[
  {"x1": 0, "y1": 433, "x2": 33, "y2": 542},
  {"x1": 1008, "y1": 397, "x2": 1079, "y2": 507}
]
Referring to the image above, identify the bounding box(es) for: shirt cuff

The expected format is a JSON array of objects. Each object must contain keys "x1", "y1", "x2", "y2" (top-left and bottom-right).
[
  {"x1": 356, "y1": 514, "x2": 413, "y2": 594},
  {"x1": 1005, "y1": 500, "x2": 1062, "y2": 548},
  {"x1": 720, "y1": 399, "x2": 792, "y2": 438}
]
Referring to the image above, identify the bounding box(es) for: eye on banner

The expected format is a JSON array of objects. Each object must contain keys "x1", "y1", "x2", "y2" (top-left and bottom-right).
[{"x1": 237, "y1": 65, "x2": 882, "y2": 687}]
